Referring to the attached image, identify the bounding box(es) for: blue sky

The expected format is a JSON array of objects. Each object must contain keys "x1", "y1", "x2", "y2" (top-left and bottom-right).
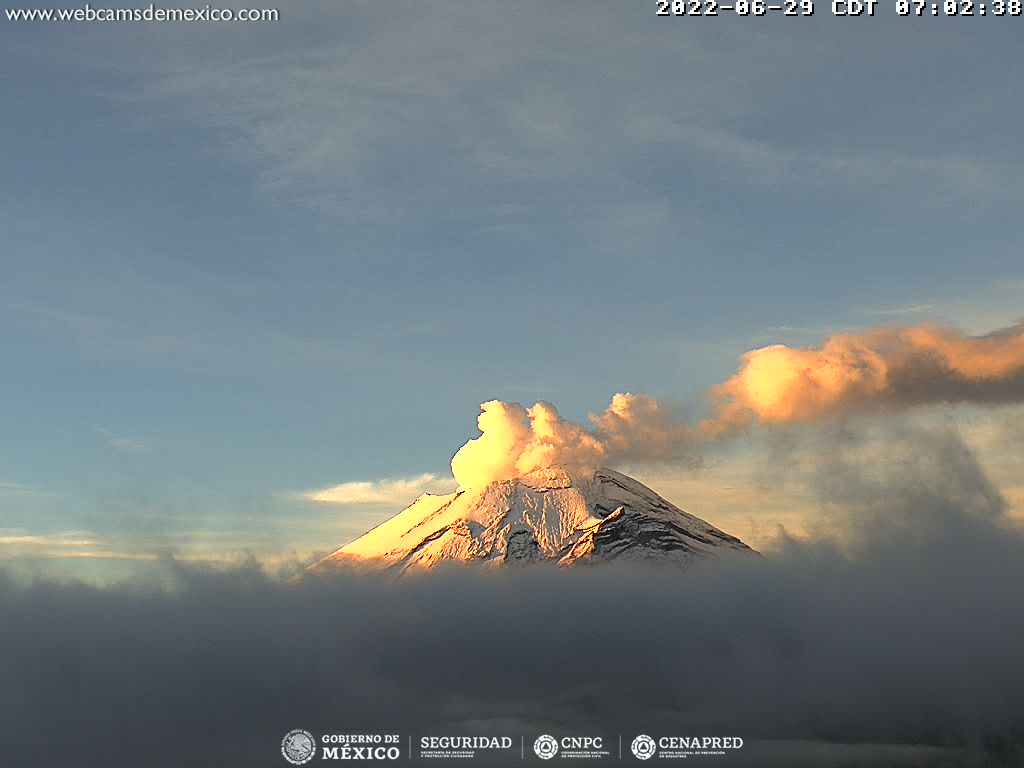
[{"x1": 3, "y1": 2, "x2": 1023, "y2": 573}]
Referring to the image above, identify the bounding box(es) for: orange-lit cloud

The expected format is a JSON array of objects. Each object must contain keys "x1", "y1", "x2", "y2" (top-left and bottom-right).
[
  {"x1": 450, "y1": 322, "x2": 1024, "y2": 489},
  {"x1": 714, "y1": 322, "x2": 1024, "y2": 426}
]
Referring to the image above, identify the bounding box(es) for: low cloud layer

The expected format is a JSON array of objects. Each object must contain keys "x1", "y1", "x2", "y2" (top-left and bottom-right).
[
  {"x1": 451, "y1": 322, "x2": 1024, "y2": 488},
  {"x1": 4, "y1": 422, "x2": 1024, "y2": 768},
  {"x1": 3, "y1": 534, "x2": 1022, "y2": 767}
]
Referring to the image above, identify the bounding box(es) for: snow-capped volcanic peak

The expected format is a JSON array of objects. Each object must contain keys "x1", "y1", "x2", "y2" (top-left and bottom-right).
[{"x1": 309, "y1": 466, "x2": 756, "y2": 573}]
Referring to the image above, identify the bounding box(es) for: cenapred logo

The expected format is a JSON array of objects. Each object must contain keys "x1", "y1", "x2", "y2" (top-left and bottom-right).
[
  {"x1": 534, "y1": 734, "x2": 559, "y2": 760},
  {"x1": 282, "y1": 729, "x2": 317, "y2": 765},
  {"x1": 631, "y1": 734, "x2": 656, "y2": 760}
]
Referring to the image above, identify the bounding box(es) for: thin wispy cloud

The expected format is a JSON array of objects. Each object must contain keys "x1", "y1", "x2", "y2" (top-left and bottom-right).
[
  {"x1": 83, "y1": 2, "x2": 1009, "y2": 229},
  {"x1": 0, "y1": 263, "x2": 364, "y2": 374},
  {"x1": 0, "y1": 525, "x2": 282, "y2": 564},
  {"x1": 302, "y1": 473, "x2": 457, "y2": 505},
  {"x1": 0, "y1": 530, "x2": 99, "y2": 547},
  {"x1": 0, "y1": 482, "x2": 50, "y2": 498},
  {"x1": 96, "y1": 428, "x2": 150, "y2": 455},
  {"x1": 0, "y1": 529, "x2": 137, "y2": 561},
  {"x1": 857, "y1": 303, "x2": 934, "y2": 316},
  {"x1": 629, "y1": 117, "x2": 999, "y2": 201}
]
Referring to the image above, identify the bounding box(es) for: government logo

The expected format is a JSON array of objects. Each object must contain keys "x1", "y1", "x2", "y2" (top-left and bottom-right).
[{"x1": 281, "y1": 729, "x2": 317, "y2": 765}]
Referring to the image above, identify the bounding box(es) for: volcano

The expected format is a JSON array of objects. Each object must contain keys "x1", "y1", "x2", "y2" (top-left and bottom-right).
[{"x1": 309, "y1": 466, "x2": 757, "y2": 574}]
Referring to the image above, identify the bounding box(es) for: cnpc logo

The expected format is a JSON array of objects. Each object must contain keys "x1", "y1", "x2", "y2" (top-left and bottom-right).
[
  {"x1": 534, "y1": 734, "x2": 558, "y2": 760},
  {"x1": 631, "y1": 734, "x2": 656, "y2": 760}
]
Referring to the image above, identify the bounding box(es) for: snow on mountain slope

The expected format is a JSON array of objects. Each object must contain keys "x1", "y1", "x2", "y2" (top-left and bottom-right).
[{"x1": 308, "y1": 466, "x2": 756, "y2": 574}]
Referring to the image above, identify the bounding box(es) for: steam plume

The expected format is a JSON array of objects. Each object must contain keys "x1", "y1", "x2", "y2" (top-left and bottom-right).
[
  {"x1": 450, "y1": 322, "x2": 1024, "y2": 489},
  {"x1": 449, "y1": 395, "x2": 693, "y2": 489}
]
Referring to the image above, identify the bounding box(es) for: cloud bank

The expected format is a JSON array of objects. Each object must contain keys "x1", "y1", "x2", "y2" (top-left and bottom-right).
[
  {"x1": 3, "y1": 536, "x2": 1022, "y2": 766},
  {"x1": 5, "y1": 421, "x2": 1024, "y2": 768}
]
